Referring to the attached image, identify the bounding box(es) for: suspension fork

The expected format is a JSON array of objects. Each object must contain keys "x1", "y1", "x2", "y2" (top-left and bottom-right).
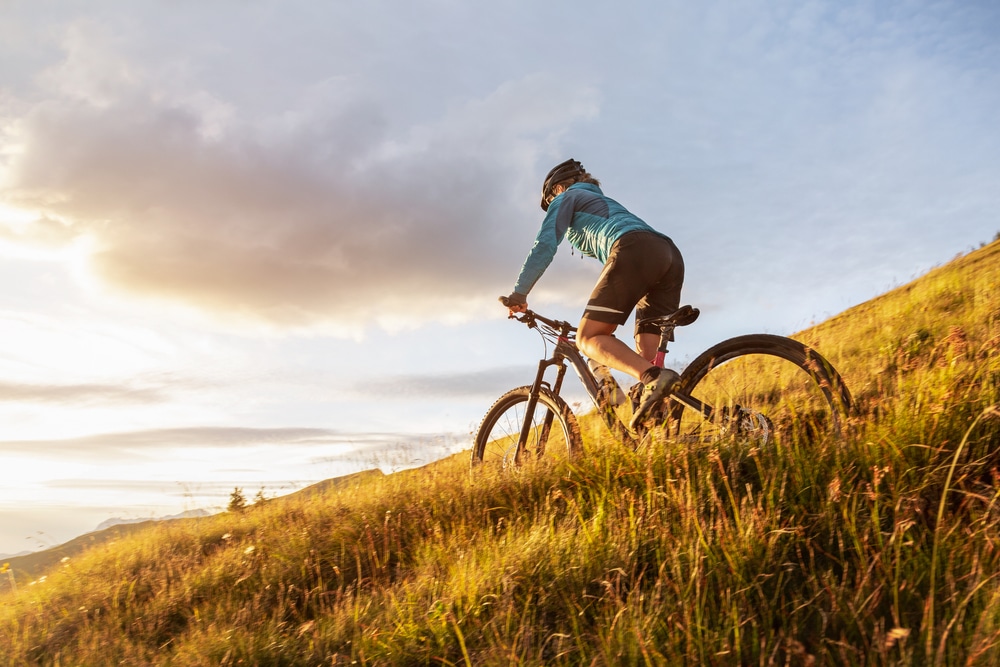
[{"x1": 515, "y1": 352, "x2": 569, "y2": 464}]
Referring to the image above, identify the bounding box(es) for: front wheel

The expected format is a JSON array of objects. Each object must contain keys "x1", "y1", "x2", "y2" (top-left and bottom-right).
[
  {"x1": 667, "y1": 334, "x2": 853, "y2": 443},
  {"x1": 472, "y1": 386, "x2": 583, "y2": 469}
]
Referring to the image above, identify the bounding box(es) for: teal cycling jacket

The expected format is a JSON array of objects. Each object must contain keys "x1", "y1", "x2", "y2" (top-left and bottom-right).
[{"x1": 512, "y1": 182, "x2": 667, "y2": 295}]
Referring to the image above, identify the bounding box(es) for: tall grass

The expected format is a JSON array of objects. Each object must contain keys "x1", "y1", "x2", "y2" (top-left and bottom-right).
[{"x1": 1, "y1": 241, "x2": 998, "y2": 666}]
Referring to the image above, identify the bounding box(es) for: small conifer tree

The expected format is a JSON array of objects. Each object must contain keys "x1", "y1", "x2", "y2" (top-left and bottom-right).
[
  {"x1": 1, "y1": 563, "x2": 14, "y2": 593},
  {"x1": 227, "y1": 487, "x2": 247, "y2": 513}
]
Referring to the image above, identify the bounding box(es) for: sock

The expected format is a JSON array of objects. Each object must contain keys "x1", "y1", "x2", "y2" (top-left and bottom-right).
[{"x1": 640, "y1": 367, "x2": 661, "y2": 385}]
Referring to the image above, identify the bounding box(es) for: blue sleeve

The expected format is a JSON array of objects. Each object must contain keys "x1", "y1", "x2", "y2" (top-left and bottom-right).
[{"x1": 512, "y1": 196, "x2": 573, "y2": 295}]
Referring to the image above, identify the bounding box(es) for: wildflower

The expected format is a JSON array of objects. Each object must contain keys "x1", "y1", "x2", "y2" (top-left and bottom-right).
[
  {"x1": 827, "y1": 477, "x2": 842, "y2": 502},
  {"x1": 885, "y1": 627, "x2": 910, "y2": 649}
]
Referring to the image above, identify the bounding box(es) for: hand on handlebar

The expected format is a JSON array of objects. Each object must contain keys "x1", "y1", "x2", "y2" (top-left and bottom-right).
[{"x1": 499, "y1": 293, "x2": 528, "y2": 316}]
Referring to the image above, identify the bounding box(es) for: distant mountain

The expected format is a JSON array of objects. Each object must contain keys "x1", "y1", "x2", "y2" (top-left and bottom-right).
[
  {"x1": 4, "y1": 509, "x2": 217, "y2": 583},
  {"x1": 2, "y1": 472, "x2": 384, "y2": 585},
  {"x1": 0, "y1": 511, "x2": 213, "y2": 563},
  {"x1": 94, "y1": 509, "x2": 213, "y2": 532}
]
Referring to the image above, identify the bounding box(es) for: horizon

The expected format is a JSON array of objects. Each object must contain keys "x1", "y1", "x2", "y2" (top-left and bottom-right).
[
  {"x1": 2, "y1": 0, "x2": 1000, "y2": 555},
  {"x1": 4, "y1": 237, "x2": 998, "y2": 560}
]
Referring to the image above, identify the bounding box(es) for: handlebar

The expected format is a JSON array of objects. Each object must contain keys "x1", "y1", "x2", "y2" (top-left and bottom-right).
[
  {"x1": 509, "y1": 309, "x2": 576, "y2": 336},
  {"x1": 499, "y1": 295, "x2": 575, "y2": 333}
]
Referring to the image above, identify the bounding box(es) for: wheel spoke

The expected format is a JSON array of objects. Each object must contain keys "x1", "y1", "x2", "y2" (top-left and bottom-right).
[
  {"x1": 669, "y1": 335, "x2": 851, "y2": 445},
  {"x1": 472, "y1": 387, "x2": 582, "y2": 469}
]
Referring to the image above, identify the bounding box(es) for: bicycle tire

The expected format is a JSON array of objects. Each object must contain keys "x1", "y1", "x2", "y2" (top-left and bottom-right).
[
  {"x1": 667, "y1": 334, "x2": 852, "y2": 442},
  {"x1": 472, "y1": 386, "x2": 583, "y2": 469}
]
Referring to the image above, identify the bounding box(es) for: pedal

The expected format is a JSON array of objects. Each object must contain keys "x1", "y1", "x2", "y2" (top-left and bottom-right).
[{"x1": 722, "y1": 405, "x2": 773, "y2": 444}]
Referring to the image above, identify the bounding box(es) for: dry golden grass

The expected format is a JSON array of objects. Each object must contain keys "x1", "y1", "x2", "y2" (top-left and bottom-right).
[{"x1": 2, "y1": 240, "x2": 998, "y2": 666}]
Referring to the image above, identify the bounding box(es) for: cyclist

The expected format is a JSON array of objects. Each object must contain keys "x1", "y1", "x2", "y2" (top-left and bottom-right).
[{"x1": 501, "y1": 159, "x2": 685, "y2": 431}]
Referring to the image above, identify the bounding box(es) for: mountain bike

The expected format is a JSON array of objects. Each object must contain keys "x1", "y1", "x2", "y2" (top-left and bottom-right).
[{"x1": 471, "y1": 305, "x2": 853, "y2": 468}]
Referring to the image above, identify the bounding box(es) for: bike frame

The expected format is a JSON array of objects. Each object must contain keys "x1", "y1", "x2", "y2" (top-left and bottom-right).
[{"x1": 512, "y1": 311, "x2": 712, "y2": 462}]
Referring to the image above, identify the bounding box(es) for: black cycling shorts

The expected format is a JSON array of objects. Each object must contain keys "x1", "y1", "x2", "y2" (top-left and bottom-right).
[{"x1": 583, "y1": 231, "x2": 684, "y2": 337}]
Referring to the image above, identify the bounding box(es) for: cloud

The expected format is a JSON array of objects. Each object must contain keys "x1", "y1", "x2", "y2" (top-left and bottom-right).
[
  {"x1": 0, "y1": 426, "x2": 464, "y2": 459},
  {"x1": 41, "y1": 478, "x2": 305, "y2": 497},
  {"x1": 0, "y1": 19, "x2": 599, "y2": 332},
  {"x1": 0, "y1": 380, "x2": 167, "y2": 405},
  {"x1": 351, "y1": 365, "x2": 537, "y2": 401}
]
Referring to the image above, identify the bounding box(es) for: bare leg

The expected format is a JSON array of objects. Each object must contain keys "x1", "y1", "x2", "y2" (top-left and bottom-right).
[
  {"x1": 635, "y1": 332, "x2": 660, "y2": 364},
  {"x1": 577, "y1": 317, "x2": 654, "y2": 381}
]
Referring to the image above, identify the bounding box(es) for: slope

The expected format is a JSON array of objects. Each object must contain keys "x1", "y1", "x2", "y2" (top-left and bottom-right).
[{"x1": 1, "y1": 240, "x2": 998, "y2": 666}]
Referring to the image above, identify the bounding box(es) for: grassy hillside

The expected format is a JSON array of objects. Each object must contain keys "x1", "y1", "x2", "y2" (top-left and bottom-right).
[
  {"x1": 2, "y1": 472, "x2": 385, "y2": 586},
  {"x1": 3, "y1": 519, "x2": 183, "y2": 587},
  {"x1": 2, "y1": 240, "x2": 998, "y2": 666}
]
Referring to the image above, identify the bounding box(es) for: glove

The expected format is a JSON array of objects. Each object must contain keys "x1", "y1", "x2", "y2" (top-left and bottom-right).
[{"x1": 499, "y1": 292, "x2": 528, "y2": 312}]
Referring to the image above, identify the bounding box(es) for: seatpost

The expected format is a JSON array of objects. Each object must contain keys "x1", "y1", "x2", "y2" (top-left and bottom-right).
[{"x1": 653, "y1": 324, "x2": 675, "y2": 368}]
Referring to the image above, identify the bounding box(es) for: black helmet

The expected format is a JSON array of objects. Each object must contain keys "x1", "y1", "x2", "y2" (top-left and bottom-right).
[{"x1": 540, "y1": 158, "x2": 585, "y2": 211}]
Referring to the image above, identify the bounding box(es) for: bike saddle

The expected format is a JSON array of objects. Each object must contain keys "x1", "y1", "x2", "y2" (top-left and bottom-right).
[
  {"x1": 640, "y1": 305, "x2": 700, "y2": 329},
  {"x1": 669, "y1": 305, "x2": 700, "y2": 327}
]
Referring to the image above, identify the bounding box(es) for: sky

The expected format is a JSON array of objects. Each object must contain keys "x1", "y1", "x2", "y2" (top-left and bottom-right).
[{"x1": 1, "y1": 0, "x2": 999, "y2": 556}]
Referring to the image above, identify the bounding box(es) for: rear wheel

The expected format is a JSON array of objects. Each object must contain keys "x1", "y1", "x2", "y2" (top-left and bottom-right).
[
  {"x1": 667, "y1": 334, "x2": 852, "y2": 444},
  {"x1": 472, "y1": 386, "x2": 582, "y2": 469}
]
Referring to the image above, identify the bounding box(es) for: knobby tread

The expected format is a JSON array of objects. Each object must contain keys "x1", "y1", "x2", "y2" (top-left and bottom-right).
[
  {"x1": 668, "y1": 333, "x2": 852, "y2": 436},
  {"x1": 472, "y1": 386, "x2": 583, "y2": 466}
]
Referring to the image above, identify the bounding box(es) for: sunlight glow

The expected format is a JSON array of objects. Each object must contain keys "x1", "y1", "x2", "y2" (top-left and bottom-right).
[
  {"x1": 0, "y1": 203, "x2": 37, "y2": 226},
  {"x1": 0, "y1": 312, "x2": 168, "y2": 380},
  {"x1": 0, "y1": 204, "x2": 82, "y2": 261}
]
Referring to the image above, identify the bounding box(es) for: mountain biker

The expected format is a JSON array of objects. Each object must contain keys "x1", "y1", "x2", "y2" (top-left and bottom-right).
[{"x1": 501, "y1": 158, "x2": 685, "y2": 431}]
